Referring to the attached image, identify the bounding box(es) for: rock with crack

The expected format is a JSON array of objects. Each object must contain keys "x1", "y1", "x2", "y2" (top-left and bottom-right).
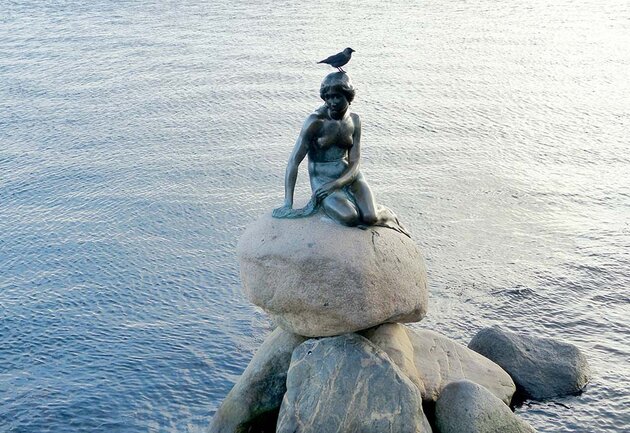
[
  {"x1": 209, "y1": 328, "x2": 306, "y2": 433},
  {"x1": 407, "y1": 328, "x2": 516, "y2": 404},
  {"x1": 237, "y1": 213, "x2": 428, "y2": 337},
  {"x1": 361, "y1": 323, "x2": 426, "y2": 396},
  {"x1": 276, "y1": 333, "x2": 432, "y2": 433}
]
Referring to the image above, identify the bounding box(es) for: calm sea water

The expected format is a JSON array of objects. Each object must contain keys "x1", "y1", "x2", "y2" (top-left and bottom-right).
[{"x1": 1, "y1": 1, "x2": 628, "y2": 432}]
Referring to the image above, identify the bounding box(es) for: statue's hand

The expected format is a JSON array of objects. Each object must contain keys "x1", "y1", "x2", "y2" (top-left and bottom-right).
[
  {"x1": 272, "y1": 205, "x2": 293, "y2": 218},
  {"x1": 314, "y1": 181, "x2": 339, "y2": 202}
]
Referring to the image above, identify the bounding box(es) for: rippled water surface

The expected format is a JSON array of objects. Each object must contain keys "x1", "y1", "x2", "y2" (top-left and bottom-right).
[{"x1": 1, "y1": 1, "x2": 629, "y2": 432}]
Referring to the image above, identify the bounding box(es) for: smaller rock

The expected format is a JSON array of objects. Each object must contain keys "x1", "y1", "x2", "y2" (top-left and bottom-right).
[
  {"x1": 210, "y1": 328, "x2": 306, "y2": 433},
  {"x1": 277, "y1": 334, "x2": 432, "y2": 433},
  {"x1": 407, "y1": 328, "x2": 515, "y2": 404},
  {"x1": 468, "y1": 326, "x2": 591, "y2": 400},
  {"x1": 435, "y1": 380, "x2": 537, "y2": 433}
]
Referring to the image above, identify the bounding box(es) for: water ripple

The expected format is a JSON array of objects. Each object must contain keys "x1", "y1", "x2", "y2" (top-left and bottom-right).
[{"x1": 1, "y1": 0, "x2": 629, "y2": 432}]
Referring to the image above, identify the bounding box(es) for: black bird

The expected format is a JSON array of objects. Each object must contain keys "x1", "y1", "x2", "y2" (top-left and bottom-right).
[{"x1": 317, "y1": 47, "x2": 355, "y2": 73}]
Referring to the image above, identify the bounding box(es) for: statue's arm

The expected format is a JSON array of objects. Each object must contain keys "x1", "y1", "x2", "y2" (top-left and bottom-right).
[
  {"x1": 342, "y1": 113, "x2": 362, "y2": 186},
  {"x1": 282, "y1": 115, "x2": 317, "y2": 208}
]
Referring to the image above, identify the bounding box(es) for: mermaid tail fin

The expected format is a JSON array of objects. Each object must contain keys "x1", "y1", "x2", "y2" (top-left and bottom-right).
[{"x1": 374, "y1": 204, "x2": 412, "y2": 238}]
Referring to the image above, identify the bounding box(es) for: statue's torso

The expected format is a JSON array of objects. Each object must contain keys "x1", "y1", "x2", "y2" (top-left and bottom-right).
[
  {"x1": 309, "y1": 113, "x2": 354, "y2": 163},
  {"x1": 307, "y1": 111, "x2": 357, "y2": 190}
]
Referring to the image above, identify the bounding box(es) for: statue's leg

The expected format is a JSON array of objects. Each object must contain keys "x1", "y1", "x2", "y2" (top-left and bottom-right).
[
  {"x1": 349, "y1": 178, "x2": 378, "y2": 226},
  {"x1": 350, "y1": 178, "x2": 412, "y2": 237},
  {"x1": 321, "y1": 191, "x2": 360, "y2": 226}
]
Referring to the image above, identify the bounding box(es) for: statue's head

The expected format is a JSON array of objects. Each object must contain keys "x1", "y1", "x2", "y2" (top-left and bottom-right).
[{"x1": 320, "y1": 72, "x2": 355, "y2": 104}]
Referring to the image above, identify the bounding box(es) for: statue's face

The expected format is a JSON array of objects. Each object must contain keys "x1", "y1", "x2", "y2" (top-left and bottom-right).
[{"x1": 324, "y1": 91, "x2": 349, "y2": 118}]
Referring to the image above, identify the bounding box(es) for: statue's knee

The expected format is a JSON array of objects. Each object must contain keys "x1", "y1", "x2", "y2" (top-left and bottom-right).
[
  {"x1": 327, "y1": 205, "x2": 358, "y2": 226},
  {"x1": 322, "y1": 195, "x2": 360, "y2": 226},
  {"x1": 338, "y1": 208, "x2": 360, "y2": 226},
  {"x1": 362, "y1": 212, "x2": 378, "y2": 226}
]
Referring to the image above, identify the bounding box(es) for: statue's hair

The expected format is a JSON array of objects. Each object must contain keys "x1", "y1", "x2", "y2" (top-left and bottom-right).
[{"x1": 320, "y1": 72, "x2": 355, "y2": 103}]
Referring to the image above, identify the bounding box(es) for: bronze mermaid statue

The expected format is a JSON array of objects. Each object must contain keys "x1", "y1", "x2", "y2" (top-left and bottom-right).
[{"x1": 273, "y1": 72, "x2": 410, "y2": 238}]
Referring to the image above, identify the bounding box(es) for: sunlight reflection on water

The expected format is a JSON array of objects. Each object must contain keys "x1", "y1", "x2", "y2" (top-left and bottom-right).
[{"x1": 1, "y1": 1, "x2": 628, "y2": 432}]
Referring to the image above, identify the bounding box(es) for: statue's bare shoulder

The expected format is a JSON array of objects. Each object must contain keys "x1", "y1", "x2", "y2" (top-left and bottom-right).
[
  {"x1": 313, "y1": 105, "x2": 329, "y2": 121},
  {"x1": 300, "y1": 109, "x2": 326, "y2": 137},
  {"x1": 350, "y1": 112, "x2": 361, "y2": 129}
]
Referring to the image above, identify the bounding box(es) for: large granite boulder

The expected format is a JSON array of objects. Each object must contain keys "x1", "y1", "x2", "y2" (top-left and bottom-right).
[
  {"x1": 408, "y1": 328, "x2": 516, "y2": 404},
  {"x1": 210, "y1": 328, "x2": 306, "y2": 433},
  {"x1": 276, "y1": 334, "x2": 432, "y2": 433},
  {"x1": 468, "y1": 326, "x2": 591, "y2": 400},
  {"x1": 237, "y1": 213, "x2": 429, "y2": 337},
  {"x1": 435, "y1": 380, "x2": 537, "y2": 433}
]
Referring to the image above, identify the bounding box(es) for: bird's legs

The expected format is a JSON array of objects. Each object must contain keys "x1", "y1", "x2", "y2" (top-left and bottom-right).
[{"x1": 337, "y1": 67, "x2": 346, "y2": 73}]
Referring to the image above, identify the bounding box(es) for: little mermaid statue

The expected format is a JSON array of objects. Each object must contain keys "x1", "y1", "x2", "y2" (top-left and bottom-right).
[{"x1": 272, "y1": 72, "x2": 410, "y2": 238}]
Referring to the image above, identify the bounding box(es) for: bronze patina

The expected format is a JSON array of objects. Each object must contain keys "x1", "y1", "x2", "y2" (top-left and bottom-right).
[{"x1": 273, "y1": 72, "x2": 409, "y2": 237}]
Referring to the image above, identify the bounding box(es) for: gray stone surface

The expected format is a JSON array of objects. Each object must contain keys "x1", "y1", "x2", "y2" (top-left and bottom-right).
[
  {"x1": 362, "y1": 323, "x2": 426, "y2": 396},
  {"x1": 237, "y1": 213, "x2": 429, "y2": 337},
  {"x1": 435, "y1": 380, "x2": 537, "y2": 433},
  {"x1": 407, "y1": 328, "x2": 515, "y2": 404},
  {"x1": 468, "y1": 326, "x2": 591, "y2": 400},
  {"x1": 209, "y1": 328, "x2": 306, "y2": 433},
  {"x1": 276, "y1": 334, "x2": 432, "y2": 433}
]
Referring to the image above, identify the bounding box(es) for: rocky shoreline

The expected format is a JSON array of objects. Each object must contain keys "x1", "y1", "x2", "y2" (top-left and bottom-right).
[{"x1": 210, "y1": 213, "x2": 590, "y2": 433}]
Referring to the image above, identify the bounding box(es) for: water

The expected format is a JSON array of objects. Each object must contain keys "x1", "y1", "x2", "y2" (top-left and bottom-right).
[{"x1": 1, "y1": 1, "x2": 628, "y2": 432}]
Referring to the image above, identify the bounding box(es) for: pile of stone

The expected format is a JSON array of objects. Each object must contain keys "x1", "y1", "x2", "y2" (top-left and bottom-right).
[{"x1": 210, "y1": 214, "x2": 590, "y2": 433}]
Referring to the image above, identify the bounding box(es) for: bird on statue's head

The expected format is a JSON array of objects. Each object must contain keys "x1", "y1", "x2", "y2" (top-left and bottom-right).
[{"x1": 317, "y1": 48, "x2": 355, "y2": 73}]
